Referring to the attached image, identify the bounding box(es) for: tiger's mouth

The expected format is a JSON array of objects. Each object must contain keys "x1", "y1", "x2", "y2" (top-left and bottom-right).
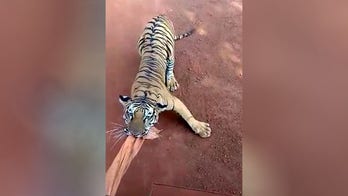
[
  {"x1": 121, "y1": 126, "x2": 160, "y2": 140},
  {"x1": 123, "y1": 127, "x2": 150, "y2": 138}
]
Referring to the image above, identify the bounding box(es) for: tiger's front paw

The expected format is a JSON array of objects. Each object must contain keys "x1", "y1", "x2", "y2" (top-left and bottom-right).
[
  {"x1": 191, "y1": 120, "x2": 211, "y2": 138},
  {"x1": 167, "y1": 76, "x2": 180, "y2": 92}
]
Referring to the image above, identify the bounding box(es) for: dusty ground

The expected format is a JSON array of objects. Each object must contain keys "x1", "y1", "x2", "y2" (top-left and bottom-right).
[{"x1": 106, "y1": 0, "x2": 242, "y2": 195}]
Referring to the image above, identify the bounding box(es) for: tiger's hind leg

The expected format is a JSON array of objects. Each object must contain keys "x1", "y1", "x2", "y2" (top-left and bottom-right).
[{"x1": 166, "y1": 57, "x2": 180, "y2": 92}]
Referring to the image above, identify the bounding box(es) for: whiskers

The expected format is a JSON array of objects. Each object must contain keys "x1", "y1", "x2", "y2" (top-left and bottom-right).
[
  {"x1": 106, "y1": 122, "x2": 164, "y2": 150},
  {"x1": 111, "y1": 134, "x2": 127, "y2": 150},
  {"x1": 107, "y1": 122, "x2": 127, "y2": 150}
]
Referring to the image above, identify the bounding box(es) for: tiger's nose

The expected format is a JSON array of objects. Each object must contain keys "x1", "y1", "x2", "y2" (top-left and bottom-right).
[
  {"x1": 130, "y1": 130, "x2": 144, "y2": 138},
  {"x1": 128, "y1": 127, "x2": 143, "y2": 137},
  {"x1": 128, "y1": 112, "x2": 145, "y2": 137}
]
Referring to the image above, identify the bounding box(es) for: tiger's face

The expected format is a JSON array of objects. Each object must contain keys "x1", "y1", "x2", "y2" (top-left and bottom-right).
[{"x1": 118, "y1": 95, "x2": 167, "y2": 138}]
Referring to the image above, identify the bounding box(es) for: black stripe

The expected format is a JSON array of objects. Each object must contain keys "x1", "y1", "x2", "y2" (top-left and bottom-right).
[
  {"x1": 136, "y1": 81, "x2": 154, "y2": 88},
  {"x1": 139, "y1": 66, "x2": 163, "y2": 76},
  {"x1": 139, "y1": 70, "x2": 159, "y2": 80},
  {"x1": 136, "y1": 74, "x2": 163, "y2": 86},
  {"x1": 153, "y1": 45, "x2": 170, "y2": 58},
  {"x1": 152, "y1": 44, "x2": 168, "y2": 52},
  {"x1": 139, "y1": 69, "x2": 164, "y2": 81},
  {"x1": 136, "y1": 80, "x2": 164, "y2": 89},
  {"x1": 133, "y1": 83, "x2": 162, "y2": 92},
  {"x1": 132, "y1": 91, "x2": 158, "y2": 103},
  {"x1": 157, "y1": 20, "x2": 173, "y2": 33},
  {"x1": 146, "y1": 37, "x2": 166, "y2": 45},
  {"x1": 153, "y1": 28, "x2": 174, "y2": 43},
  {"x1": 147, "y1": 112, "x2": 155, "y2": 121},
  {"x1": 144, "y1": 27, "x2": 155, "y2": 32},
  {"x1": 172, "y1": 99, "x2": 175, "y2": 110},
  {"x1": 148, "y1": 20, "x2": 157, "y2": 26},
  {"x1": 142, "y1": 31, "x2": 155, "y2": 37},
  {"x1": 165, "y1": 43, "x2": 173, "y2": 56},
  {"x1": 174, "y1": 29, "x2": 195, "y2": 41},
  {"x1": 136, "y1": 75, "x2": 150, "y2": 81},
  {"x1": 152, "y1": 23, "x2": 173, "y2": 37},
  {"x1": 153, "y1": 25, "x2": 173, "y2": 36},
  {"x1": 141, "y1": 57, "x2": 166, "y2": 67},
  {"x1": 138, "y1": 83, "x2": 161, "y2": 90},
  {"x1": 138, "y1": 37, "x2": 146, "y2": 46},
  {"x1": 145, "y1": 61, "x2": 166, "y2": 71},
  {"x1": 139, "y1": 43, "x2": 154, "y2": 51},
  {"x1": 143, "y1": 50, "x2": 167, "y2": 59},
  {"x1": 160, "y1": 20, "x2": 172, "y2": 28},
  {"x1": 158, "y1": 26, "x2": 174, "y2": 40}
]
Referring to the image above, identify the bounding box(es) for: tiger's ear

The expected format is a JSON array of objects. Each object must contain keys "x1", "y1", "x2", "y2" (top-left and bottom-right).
[
  {"x1": 156, "y1": 102, "x2": 167, "y2": 112},
  {"x1": 118, "y1": 95, "x2": 131, "y2": 107}
]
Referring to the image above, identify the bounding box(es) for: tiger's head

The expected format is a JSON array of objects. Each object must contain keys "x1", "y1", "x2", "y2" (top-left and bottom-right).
[{"x1": 118, "y1": 95, "x2": 167, "y2": 138}]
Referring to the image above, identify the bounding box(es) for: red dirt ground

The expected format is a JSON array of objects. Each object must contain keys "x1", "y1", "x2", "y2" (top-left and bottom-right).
[{"x1": 106, "y1": 0, "x2": 242, "y2": 195}]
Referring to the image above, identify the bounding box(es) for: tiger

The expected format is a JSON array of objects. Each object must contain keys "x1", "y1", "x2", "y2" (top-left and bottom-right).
[{"x1": 118, "y1": 14, "x2": 211, "y2": 138}]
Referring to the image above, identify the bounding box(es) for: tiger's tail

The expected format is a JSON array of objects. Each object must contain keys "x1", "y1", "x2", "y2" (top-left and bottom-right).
[{"x1": 174, "y1": 28, "x2": 196, "y2": 41}]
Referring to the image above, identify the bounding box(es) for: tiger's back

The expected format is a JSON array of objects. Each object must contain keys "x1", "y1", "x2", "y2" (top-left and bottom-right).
[
  {"x1": 137, "y1": 15, "x2": 176, "y2": 59},
  {"x1": 132, "y1": 15, "x2": 176, "y2": 95}
]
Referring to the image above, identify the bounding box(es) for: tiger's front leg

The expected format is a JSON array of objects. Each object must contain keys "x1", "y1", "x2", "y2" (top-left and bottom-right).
[
  {"x1": 169, "y1": 96, "x2": 211, "y2": 138},
  {"x1": 166, "y1": 58, "x2": 180, "y2": 92}
]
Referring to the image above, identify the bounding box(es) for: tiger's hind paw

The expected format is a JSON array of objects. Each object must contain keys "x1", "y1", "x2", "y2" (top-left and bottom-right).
[{"x1": 167, "y1": 76, "x2": 180, "y2": 92}]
